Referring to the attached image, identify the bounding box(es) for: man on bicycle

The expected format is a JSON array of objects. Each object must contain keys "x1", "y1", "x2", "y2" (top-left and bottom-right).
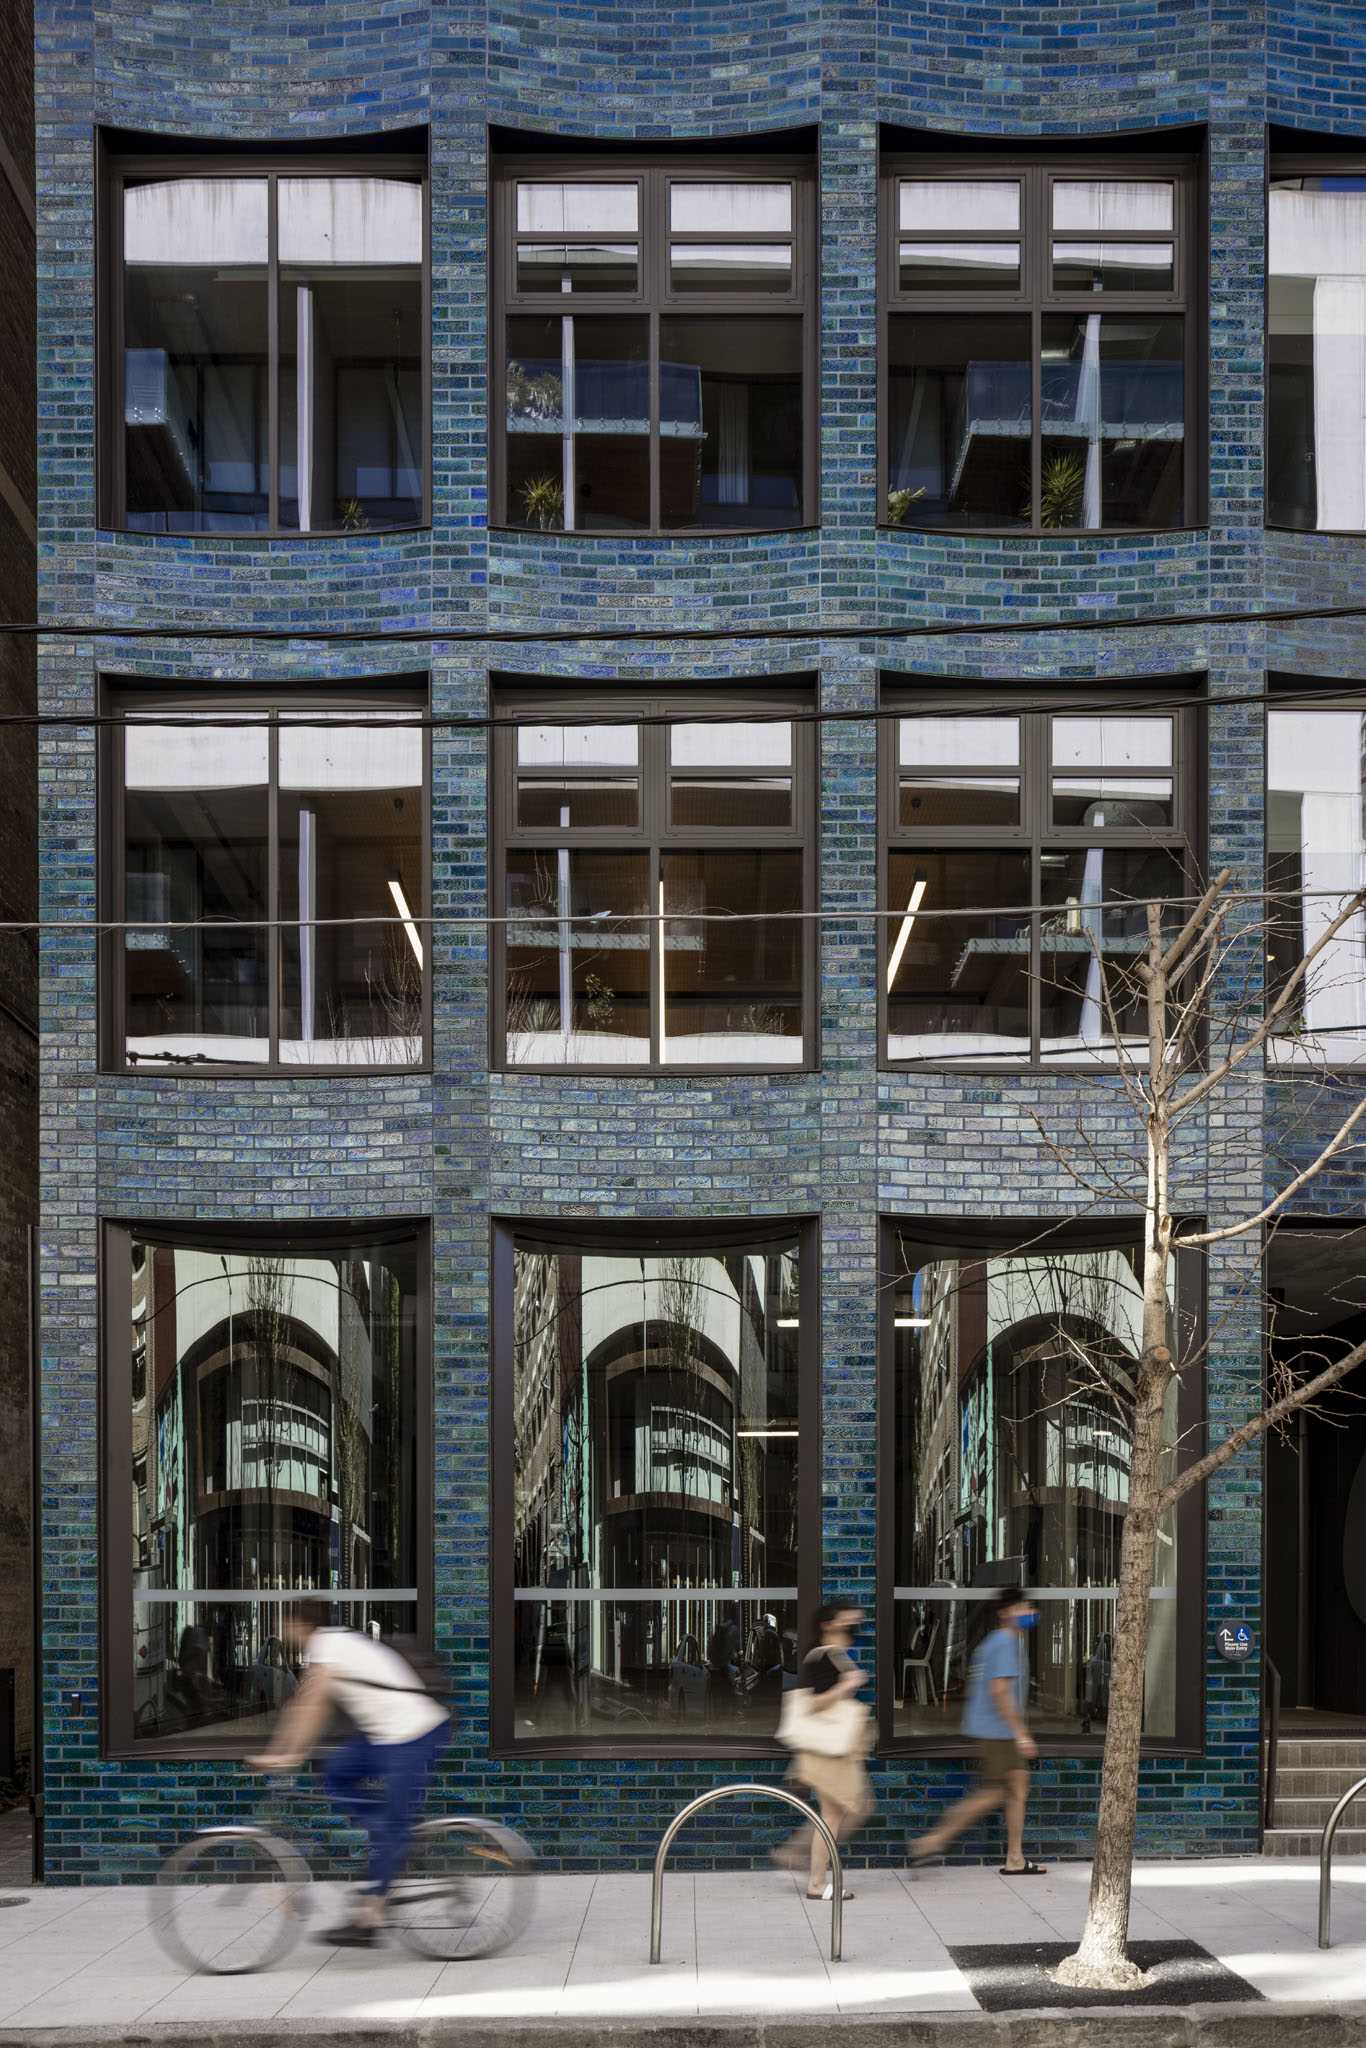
[{"x1": 250, "y1": 1600, "x2": 449, "y2": 1946}]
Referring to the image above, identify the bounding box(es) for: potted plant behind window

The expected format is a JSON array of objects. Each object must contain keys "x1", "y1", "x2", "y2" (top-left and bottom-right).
[{"x1": 520, "y1": 475, "x2": 565, "y2": 531}]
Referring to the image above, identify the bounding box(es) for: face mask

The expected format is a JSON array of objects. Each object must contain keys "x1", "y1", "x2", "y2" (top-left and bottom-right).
[{"x1": 1017, "y1": 1612, "x2": 1039, "y2": 1631}]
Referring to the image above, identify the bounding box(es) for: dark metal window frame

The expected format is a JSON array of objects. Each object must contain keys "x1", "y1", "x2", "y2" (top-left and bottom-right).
[
  {"x1": 877, "y1": 147, "x2": 1203, "y2": 535},
  {"x1": 878, "y1": 678, "x2": 1201, "y2": 1072},
  {"x1": 490, "y1": 1211, "x2": 822, "y2": 1760},
  {"x1": 98, "y1": 674, "x2": 434, "y2": 1077},
  {"x1": 876, "y1": 1213, "x2": 1206, "y2": 1759},
  {"x1": 491, "y1": 150, "x2": 818, "y2": 536},
  {"x1": 97, "y1": 137, "x2": 433, "y2": 537},
  {"x1": 490, "y1": 678, "x2": 819, "y2": 1075},
  {"x1": 101, "y1": 1215, "x2": 435, "y2": 1761},
  {"x1": 1265, "y1": 147, "x2": 1366, "y2": 538}
]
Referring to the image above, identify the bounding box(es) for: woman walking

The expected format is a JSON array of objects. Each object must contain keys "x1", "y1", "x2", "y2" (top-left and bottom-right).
[{"x1": 776, "y1": 1599, "x2": 873, "y2": 1902}]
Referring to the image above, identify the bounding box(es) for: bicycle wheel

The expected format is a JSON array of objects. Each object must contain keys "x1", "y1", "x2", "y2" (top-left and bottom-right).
[
  {"x1": 154, "y1": 1827, "x2": 311, "y2": 1975},
  {"x1": 389, "y1": 1818, "x2": 537, "y2": 1961}
]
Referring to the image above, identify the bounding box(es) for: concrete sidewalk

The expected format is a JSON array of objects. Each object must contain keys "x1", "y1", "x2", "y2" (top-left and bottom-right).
[{"x1": 0, "y1": 1857, "x2": 1363, "y2": 2030}]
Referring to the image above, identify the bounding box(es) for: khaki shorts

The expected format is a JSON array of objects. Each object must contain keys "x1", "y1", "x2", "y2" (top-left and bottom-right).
[{"x1": 977, "y1": 1739, "x2": 1025, "y2": 1782}]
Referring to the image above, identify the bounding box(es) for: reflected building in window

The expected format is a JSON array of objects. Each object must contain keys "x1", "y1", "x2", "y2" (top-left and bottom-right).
[{"x1": 1268, "y1": 173, "x2": 1366, "y2": 531}]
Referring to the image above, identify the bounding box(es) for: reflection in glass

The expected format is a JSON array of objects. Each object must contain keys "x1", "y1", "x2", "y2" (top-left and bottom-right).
[
  {"x1": 899, "y1": 776, "x2": 1020, "y2": 828},
  {"x1": 1038, "y1": 846, "x2": 1185, "y2": 1060},
  {"x1": 659, "y1": 316, "x2": 803, "y2": 529},
  {"x1": 511, "y1": 1232, "x2": 801, "y2": 1740},
  {"x1": 1052, "y1": 243, "x2": 1174, "y2": 293},
  {"x1": 671, "y1": 778, "x2": 792, "y2": 828},
  {"x1": 661, "y1": 850, "x2": 804, "y2": 1064},
  {"x1": 123, "y1": 718, "x2": 270, "y2": 1066},
  {"x1": 505, "y1": 849, "x2": 650, "y2": 1064},
  {"x1": 900, "y1": 715, "x2": 1020, "y2": 766},
  {"x1": 1052, "y1": 777, "x2": 1173, "y2": 828},
  {"x1": 1039, "y1": 313, "x2": 1184, "y2": 528},
  {"x1": 899, "y1": 243, "x2": 1020, "y2": 292},
  {"x1": 1051, "y1": 180, "x2": 1173, "y2": 233},
  {"x1": 899, "y1": 181, "x2": 1020, "y2": 233},
  {"x1": 886, "y1": 849, "x2": 1031, "y2": 1062},
  {"x1": 888, "y1": 1232, "x2": 1177, "y2": 1740},
  {"x1": 670, "y1": 245, "x2": 792, "y2": 293},
  {"x1": 518, "y1": 779, "x2": 640, "y2": 829},
  {"x1": 887, "y1": 313, "x2": 1032, "y2": 527},
  {"x1": 1052, "y1": 715, "x2": 1172, "y2": 768},
  {"x1": 517, "y1": 183, "x2": 639, "y2": 233},
  {"x1": 670, "y1": 183, "x2": 792, "y2": 232},
  {"x1": 1267, "y1": 707, "x2": 1366, "y2": 1063},
  {"x1": 277, "y1": 718, "x2": 423, "y2": 1066},
  {"x1": 516, "y1": 244, "x2": 638, "y2": 294},
  {"x1": 128, "y1": 1231, "x2": 420, "y2": 1746},
  {"x1": 1268, "y1": 178, "x2": 1366, "y2": 530},
  {"x1": 505, "y1": 314, "x2": 650, "y2": 532}
]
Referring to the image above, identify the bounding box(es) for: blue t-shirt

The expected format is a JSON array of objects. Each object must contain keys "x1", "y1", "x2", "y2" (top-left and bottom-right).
[{"x1": 962, "y1": 1624, "x2": 1026, "y2": 1740}]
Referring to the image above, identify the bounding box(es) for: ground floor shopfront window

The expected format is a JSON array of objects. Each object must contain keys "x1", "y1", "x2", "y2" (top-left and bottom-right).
[
  {"x1": 878, "y1": 1220, "x2": 1201, "y2": 1752},
  {"x1": 493, "y1": 1216, "x2": 818, "y2": 1754}
]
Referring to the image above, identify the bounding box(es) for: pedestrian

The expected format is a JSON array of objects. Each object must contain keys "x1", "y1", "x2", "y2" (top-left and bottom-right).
[
  {"x1": 909, "y1": 1585, "x2": 1046, "y2": 1877},
  {"x1": 774, "y1": 1599, "x2": 873, "y2": 1902}
]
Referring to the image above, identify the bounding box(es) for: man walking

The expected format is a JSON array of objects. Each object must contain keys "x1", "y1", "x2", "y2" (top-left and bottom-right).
[{"x1": 909, "y1": 1586, "x2": 1046, "y2": 1877}]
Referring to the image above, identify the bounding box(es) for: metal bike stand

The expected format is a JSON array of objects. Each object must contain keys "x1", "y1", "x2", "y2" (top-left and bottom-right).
[
  {"x1": 650, "y1": 1783, "x2": 843, "y2": 1965},
  {"x1": 1318, "y1": 1773, "x2": 1366, "y2": 1948}
]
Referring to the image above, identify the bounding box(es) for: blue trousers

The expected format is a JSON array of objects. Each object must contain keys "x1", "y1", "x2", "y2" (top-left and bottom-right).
[{"x1": 323, "y1": 1722, "x2": 448, "y2": 1896}]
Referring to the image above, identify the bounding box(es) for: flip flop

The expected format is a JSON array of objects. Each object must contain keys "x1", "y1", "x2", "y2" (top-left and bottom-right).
[{"x1": 999, "y1": 1862, "x2": 1047, "y2": 1876}]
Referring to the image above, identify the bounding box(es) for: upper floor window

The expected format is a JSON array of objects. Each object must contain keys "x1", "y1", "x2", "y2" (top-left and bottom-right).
[
  {"x1": 1269, "y1": 162, "x2": 1366, "y2": 531},
  {"x1": 104, "y1": 144, "x2": 428, "y2": 534},
  {"x1": 103, "y1": 683, "x2": 428, "y2": 1072},
  {"x1": 880, "y1": 152, "x2": 1197, "y2": 532},
  {"x1": 1267, "y1": 690, "x2": 1366, "y2": 1063},
  {"x1": 881, "y1": 687, "x2": 1197, "y2": 1066},
  {"x1": 493, "y1": 154, "x2": 815, "y2": 534},
  {"x1": 493, "y1": 682, "x2": 815, "y2": 1069}
]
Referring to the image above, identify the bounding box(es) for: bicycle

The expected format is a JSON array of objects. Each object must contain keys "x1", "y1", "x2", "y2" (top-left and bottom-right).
[{"x1": 152, "y1": 1770, "x2": 537, "y2": 1975}]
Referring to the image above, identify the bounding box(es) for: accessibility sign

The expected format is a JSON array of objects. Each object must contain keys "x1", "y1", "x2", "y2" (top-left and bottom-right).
[{"x1": 1215, "y1": 1623, "x2": 1254, "y2": 1662}]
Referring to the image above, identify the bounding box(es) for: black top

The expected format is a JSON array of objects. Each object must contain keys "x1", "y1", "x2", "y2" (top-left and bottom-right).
[{"x1": 804, "y1": 1646, "x2": 851, "y2": 1695}]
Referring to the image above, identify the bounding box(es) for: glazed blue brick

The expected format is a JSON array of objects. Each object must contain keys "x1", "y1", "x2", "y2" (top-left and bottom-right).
[{"x1": 32, "y1": 0, "x2": 1366, "y2": 1881}]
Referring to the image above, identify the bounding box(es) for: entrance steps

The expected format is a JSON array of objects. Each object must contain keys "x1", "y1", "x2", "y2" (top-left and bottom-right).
[{"x1": 1264, "y1": 1735, "x2": 1366, "y2": 1856}]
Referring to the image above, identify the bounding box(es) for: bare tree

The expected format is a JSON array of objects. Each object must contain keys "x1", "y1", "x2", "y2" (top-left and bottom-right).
[{"x1": 1026, "y1": 870, "x2": 1366, "y2": 1989}]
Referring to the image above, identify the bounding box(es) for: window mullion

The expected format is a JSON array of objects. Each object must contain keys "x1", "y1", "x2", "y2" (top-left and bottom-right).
[
  {"x1": 649, "y1": 306, "x2": 660, "y2": 533},
  {"x1": 268, "y1": 717, "x2": 280, "y2": 1066},
  {"x1": 267, "y1": 175, "x2": 279, "y2": 533}
]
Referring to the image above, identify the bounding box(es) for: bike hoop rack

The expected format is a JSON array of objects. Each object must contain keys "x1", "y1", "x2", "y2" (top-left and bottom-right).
[
  {"x1": 1318, "y1": 1773, "x2": 1366, "y2": 1948},
  {"x1": 650, "y1": 1784, "x2": 842, "y2": 1965}
]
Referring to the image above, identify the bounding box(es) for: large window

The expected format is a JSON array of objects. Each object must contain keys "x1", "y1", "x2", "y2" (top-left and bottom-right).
[
  {"x1": 880, "y1": 153, "x2": 1197, "y2": 532},
  {"x1": 493, "y1": 683, "x2": 815, "y2": 1070},
  {"x1": 104, "y1": 144, "x2": 428, "y2": 534},
  {"x1": 105, "y1": 1221, "x2": 429, "y2": 1756},
  {"x1": 103, "y1": 684, "x2": 428, "y2": 1073},
  {"x1": 881, "y1": 687, "x2": 1197, "y2": 1066},
  {"x1": 879, "y1": 1222, "x2": 1200, "y2": 1752},
  {"x1": 1269, "y1": 162, "x2": 1366, "y2": 531},
  {"x1": 494, "y1": 1217, "x2": 817, "y2": 1753},
  {"x1": 493, "y1": 155, "x2": 814, "y2": 533},
  {"x1": 1267, "y1": 691, "x2": 1366, "y2": 1064}
]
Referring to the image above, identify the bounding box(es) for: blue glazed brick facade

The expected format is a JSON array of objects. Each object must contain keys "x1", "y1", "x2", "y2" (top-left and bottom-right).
[{"x1": 30, "y1": 0, "x2": 1366, "y2": 1881}]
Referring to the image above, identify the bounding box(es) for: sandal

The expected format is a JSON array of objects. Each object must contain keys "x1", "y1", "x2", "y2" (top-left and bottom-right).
[
  {"x1": 808, "y1": 1881, "x2": 854, "y2": 1901},
  {"x1": 999, "y1": 1861, "x2": 1047, "y2": 1876}
]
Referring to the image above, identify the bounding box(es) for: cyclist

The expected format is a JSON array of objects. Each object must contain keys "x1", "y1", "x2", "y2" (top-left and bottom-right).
[{"x1": 249, "y1": 1599, "x2": 449, "y2": 1946}]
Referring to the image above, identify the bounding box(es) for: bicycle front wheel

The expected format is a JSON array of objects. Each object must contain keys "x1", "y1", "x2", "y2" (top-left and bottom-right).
[
  {"x1": 154, "y1": 1827, "x2": 311, "y2": 1975},
  {"x1": 389, "y1": 1818, "x2": 537, "y2": 1961}
]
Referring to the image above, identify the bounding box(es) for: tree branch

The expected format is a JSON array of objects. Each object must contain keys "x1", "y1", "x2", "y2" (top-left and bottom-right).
[
  {"x1": 1158, "y1": 1335, "x2": 1366, "y2": 1514},
  {"x1": 1176, "y1": 1096, "x2": 1366, "y2": 1247}
]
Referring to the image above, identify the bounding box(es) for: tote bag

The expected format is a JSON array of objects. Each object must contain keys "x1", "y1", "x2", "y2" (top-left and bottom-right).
[{"x1": 777, "y1": 1686, "x2": 865, "y2": 1758}]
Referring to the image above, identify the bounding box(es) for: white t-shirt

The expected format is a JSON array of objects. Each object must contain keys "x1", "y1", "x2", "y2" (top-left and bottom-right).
[{"x1": 305, "y1": 1628, "x2": 447, "y2": 1746}]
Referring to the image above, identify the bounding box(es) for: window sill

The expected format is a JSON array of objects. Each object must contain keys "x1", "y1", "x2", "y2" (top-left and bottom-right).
[
  {"x1": 100, "y1": 521, "x2": 432, "y2": 543},
  {"x1": 878, "y1": 1734, "x2": 1200, "y2": 1761},
  {"x1": 876, "y1": 522, "x2": 1208, "y2": 541},
  {"x1": 107, "y1": 1063, "x2": 434, "y2": 1081},
  {"x1": 494, "y1": 1063, "x2": 817, "y2": 1080},
  {"x1": 1264, "y1": 522, "x2": 1366, "y2": 539},
  {"x1": 490, "y1": 522, "x2": 821, "y2": 543}
]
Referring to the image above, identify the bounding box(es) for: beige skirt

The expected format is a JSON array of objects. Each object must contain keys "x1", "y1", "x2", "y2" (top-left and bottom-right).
[{"x1": 787, "y1": 1748, "x2": 873, "y2": 1823}]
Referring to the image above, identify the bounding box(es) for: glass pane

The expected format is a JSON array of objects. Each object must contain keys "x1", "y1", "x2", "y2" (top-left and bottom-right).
[
  {"x1": 886, "y1": 849, "x2": 1031, "y2": 1062},
  {"x1": 510, "y1": 1232, "x2": 801, "y2": 1742},
  {"x1": 504, "y1": 315, "x2": 650, "y2": 532},
  {"x1": 517, "y1": 183, "x2": 638, "y2": 233},
  {"x1": 889, "y1": 1230, "x2": 1177, "y2": 1741},
  {"x1": 899, "y1": 714, "x2": 1020, "y2": 766},
  {"x1": 670, "y1": 182, "x2": 792, "y2": 232},
  {"x1": 1053, "y1": 714, "x2": 1173, "y2": 768},
  {"x1": 123, "y1": 718, "x2": 269, "y2": 1066},
  {"x1": 670, "y1": 244, "x2": 793, "y2": 294},
  {"x1": 279, "y1": 270, "x2": 423, "y2": 531},
  {"x1": 516, "y1": 243, "x2": 638, "y2": 294},
  {"x1": 887, "y1": 313, "x2": 1031, "y2": 528},
  {"x1": 505, "y1": 849, "x2": 650, "y2": 1064},
  {"x1": 517, "y1": 722, "x2": 638, "y2": 768},
  {"x1": 1052, "y1": 777, "x2": 1174, "y2": 827},
  {"x1": 1038, "y1": 845, "x2": 1185, "y2": 1061},
  {"x1": 278, "y1": 717, "x2": 424, "y2": 1067},
  {"x1": 1040, "y1": 313, "x2": 1184, "y2": 528},
  {"x1": 1052, "y1": 180, "x2": 1173, "y2": 233},
  {"x1": 124, "y1": 189, "x2": 268, "y2": 532},
  {"x1": 1268, "y1": 179, "x2": 1366, "y2": 530},
  {"x1": 1267, "y1": 707, "x2": 1366, "y2": 1062},
  {"x1": 898, "y1": 241, "x2": 1020, "y2": 292},
  {"x1": 127, "y1": 1229, "x2": 420, "y2": 1747},
  {"x1": 899, "y1": 775, "x2": 1020, "y2": 827},
  {"x1": 672, "y1": 719, "x2": 792, "y2": 768},
  {"x1": 517, "y1": 778, "x2": 639, "y2": 829},
  {"x1": 661, "y1": 850, "x2": 803, "y2": 1064},
  {"x1": 899, "y1": 180, "x2": 1020, "y2": 233},
  {"x1": 1052, "y1": 242, "x2": 1174, "y2": 293},
  {"x1": 659, "y1": 315, "x2": 803, "y2": 530},
  {"x1": 278, "y1": 178, "x2": 422, "y2": 265},
  {"x1": 671, "y1": 777, "x2": 792, "y2": 828}
]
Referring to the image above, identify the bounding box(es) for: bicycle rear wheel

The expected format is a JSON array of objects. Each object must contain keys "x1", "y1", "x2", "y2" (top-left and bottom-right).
[
  {"x1": 154, "y1": 1828, "x2": 311, "y2": 1975},
  {"x1": 389, "y1": 1818, "x2": 537, "y2": 1961}
]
